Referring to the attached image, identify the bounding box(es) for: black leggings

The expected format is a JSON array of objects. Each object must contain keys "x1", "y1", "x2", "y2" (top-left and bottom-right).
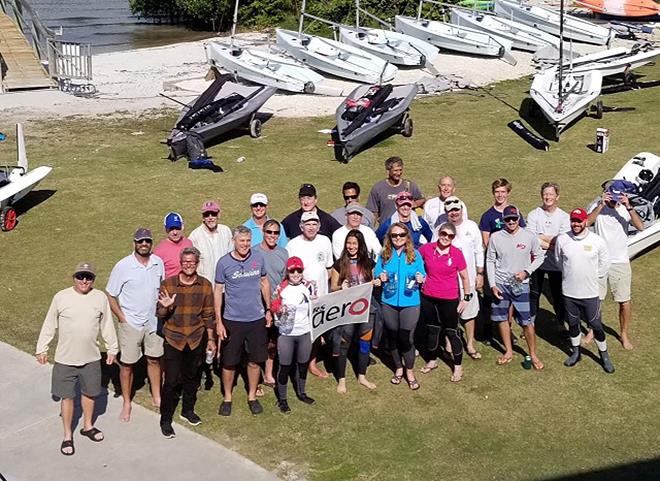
[
  {"x1": 277, "y1": 334, "x2": 312, "y2": 400},
  {"x1": 334, "y1": 314, "x2": 374, "y2": 379},
  {"x1": 564, "y1": 296, "x2": 605, "y2": 342},
  {"x1": 530, "y1": 269, "x2": 565, "y2": 324},
  {"x1": 420, "y1": 294, "x2": 463, "y2": 366},
  {"x1": 381, "y1": 304, "x2": 419, "y2": 371}
]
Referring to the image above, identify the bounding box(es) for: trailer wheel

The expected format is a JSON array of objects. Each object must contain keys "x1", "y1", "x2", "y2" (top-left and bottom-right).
[
  {"x1": 594, "y1": 100, "x2": 603, "y2": 120},
  {"x1": 401, "y1": 114, "x2": 413, "y2": 138},
  {"x1": 1, "y1": 206, "x2": 17, "y2": 232},
  {"x1": 249, "y1": 118, "x2": 262, "y2": 138}
]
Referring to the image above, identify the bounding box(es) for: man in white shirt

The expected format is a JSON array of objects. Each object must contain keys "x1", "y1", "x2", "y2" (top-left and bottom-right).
[
  {"x1": 555, "y1": 208, "x2": 614, "y2": 373},
  {"x1": 423, "y1": 175, "x2": 467, "y2": 232},
  {"x1": 331, "y1": 204, "x2": 382, "y2": 259},
  {"x1": 188, "y1": 200, "x2": 233, "y2": 282},
  {"x1": 587, "y1": 185, "x2": 644, "y2": 350}
]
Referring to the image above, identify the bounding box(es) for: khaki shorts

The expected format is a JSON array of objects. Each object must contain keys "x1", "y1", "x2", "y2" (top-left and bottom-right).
[
  {"x1": 118, "y1": 322, "x2": 164, "y2": 364},
  {"x1": 52, "y1": 361, "x2": 101, "y2": 399},
  {"x1": 599, "y1": 262, "x2": 632, "y2": 303}
]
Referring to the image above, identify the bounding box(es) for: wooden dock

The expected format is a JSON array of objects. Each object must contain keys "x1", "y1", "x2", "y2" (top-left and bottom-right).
[{"x1": 0, "y1": 12, "x2": 53, "y2": 91}]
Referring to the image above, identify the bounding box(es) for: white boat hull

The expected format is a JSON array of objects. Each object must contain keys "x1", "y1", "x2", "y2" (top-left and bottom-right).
[
  {"x1": 205, "y1": 42, "x2": 325, "y2": 94},
  {"x1": 276, "y1": 28, "x2": 397, "y2": 84},
  {"x1": 395, "y1": 15, "x2": 513, "y2": 60},
  {"x1": 558, "y1": 45, "x2": 660, "y2": 77},
  {"x1": 338, "y1": 26, "x2": 438, "y2": 67},
  {"x1": 530, "y1": 69, "x2": 602, "y2": 136},
  {"x1": 0, "y1": 166, "x2": 53, "y2": 208},
  {"x1": 494, "y1": 0, "x2": 614, "y2": 45}
]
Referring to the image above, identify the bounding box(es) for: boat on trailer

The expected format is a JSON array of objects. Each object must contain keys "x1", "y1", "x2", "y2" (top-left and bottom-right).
[
  {"x1": 494, "y1": 0, "x2": 615, "y2": 45},
  {"x1": 555, "y1": 43, "x2": 660, "y2": 77}
]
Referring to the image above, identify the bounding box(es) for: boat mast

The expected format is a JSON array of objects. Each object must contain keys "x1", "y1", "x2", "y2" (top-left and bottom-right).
[
  {"x1": 557, "y1": 0, "x2": 564, "y2": 113},
  {"x1": 298, "y1": 0, "x2": 306, "y2": 38},
  {"x1": 230, "y1": 0, "x2": 239, "y2": 49},
  {"x1": 356, "y1": 0, "x2": 360, "y2": 28}
]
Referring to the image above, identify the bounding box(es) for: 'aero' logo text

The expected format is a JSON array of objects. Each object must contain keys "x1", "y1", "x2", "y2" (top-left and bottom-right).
[{"x1": 312, "y1": 297, "x2": 369, "y2": 328}]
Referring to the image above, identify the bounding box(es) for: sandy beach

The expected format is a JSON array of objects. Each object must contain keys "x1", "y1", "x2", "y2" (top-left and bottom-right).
[{"x1": 0, "y1": 16, "x2": 652, "y2": 121}]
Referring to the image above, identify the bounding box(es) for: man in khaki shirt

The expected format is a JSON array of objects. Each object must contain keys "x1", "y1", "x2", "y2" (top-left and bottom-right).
[{"x1": 36, "y1": 262, "x2": 118, "y2": 456}]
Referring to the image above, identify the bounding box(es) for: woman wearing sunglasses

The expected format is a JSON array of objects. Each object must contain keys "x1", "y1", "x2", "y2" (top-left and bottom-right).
[
  {"x1": 418, "y1": 223, "x2": 471, "y2": 382},
  {"x1": 330, "y1": 230, "x2": 380, "y2": 394},
  {"x1": 374, "y1": 223, "x2": 426, "y2": 390}
]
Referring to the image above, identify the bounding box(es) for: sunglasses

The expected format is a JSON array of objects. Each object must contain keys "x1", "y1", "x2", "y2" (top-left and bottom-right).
[
  {"x1": 439, "y1": 232, "x2": 456, "y2": 239},
  {"x1": 288, "y1": 268, "x2": 303, "y2": 274},
  {"x1": 135, "y1": 239, "x2": 152, "y2": 244},
  {"x1": 202, "y1": 211, "x2": 218, "y2": 218},
  {"x1": 251, "y1": 203, "x2": 266, "y2": 208},
  {"x1": 74, "y1": 273, "x2": 95, "y2": 281},
  {"x1": 570, "y1": 218, "x2": 585, "y2": 223},
  {"x1": 264, "y1": 229, "x2": 280, "y2": 235},
  {"x1": 390, "y1": 232, "x2": 407, "y2": 239},
  {"x1": 504, "y1": 217, "x2": 519, "y2": 223},
  {"x1": 343, "y1": 194, "x2": 358, "y2": 201}
]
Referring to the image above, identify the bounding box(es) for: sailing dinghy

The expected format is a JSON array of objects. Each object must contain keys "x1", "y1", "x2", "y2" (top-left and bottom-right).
[{"x1": 555, "y1": 43, "x2": 660, "y2": 77}]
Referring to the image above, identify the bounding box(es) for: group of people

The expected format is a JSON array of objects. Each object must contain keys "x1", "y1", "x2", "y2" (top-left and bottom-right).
[{"x1": 35, "y1": 156, "x2": 642, "y2": 453}]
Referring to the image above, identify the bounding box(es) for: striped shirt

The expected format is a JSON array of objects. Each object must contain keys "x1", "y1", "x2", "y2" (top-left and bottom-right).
[{"x1": 157, "y1": 275, "x2": 215, "y2": 351}]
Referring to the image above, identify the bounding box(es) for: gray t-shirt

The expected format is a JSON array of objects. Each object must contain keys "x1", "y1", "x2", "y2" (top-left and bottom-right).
[
  {"x1": 255, "y1": 244, "x2": 288, "y2": 297},
  {"x1": 366, "y1": 179, "x2": 424, "y2": 222},
  {"x1": 486, "y1": 228, "x2": 545, "y2": 286},
  {"x1": 526, "y1": 207, "x2": 570, "y2": 272},
  {"x1": 215, "y1": 250, "x2": 266, "y2": 322}
]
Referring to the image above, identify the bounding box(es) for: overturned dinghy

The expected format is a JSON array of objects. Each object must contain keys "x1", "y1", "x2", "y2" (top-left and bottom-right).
[
  {"x1": 494, "y1": 0, "x2": 614, "y2": 45},
  {"x1": 330, "y1": 83, "x2": 417, "y2": 162},
  {"x1": 167, "y1": 74, "x2": 275, "y2": 163}
]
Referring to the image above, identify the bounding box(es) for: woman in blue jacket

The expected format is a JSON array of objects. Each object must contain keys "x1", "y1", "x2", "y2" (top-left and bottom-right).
[{"x1": 374, "y1": 222, "x2": 426, "y2": 390}]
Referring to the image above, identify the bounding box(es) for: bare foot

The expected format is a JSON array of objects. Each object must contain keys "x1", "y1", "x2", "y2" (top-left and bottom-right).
[
  {"x1": 358, "y1": 375, "x2": 376, "y2": 390},
  {"x1": 309, "y1": 366, "x2": 329, "y2": 379},
  {"x1": 581, "y1": 330, "x2": 594, "y2": 346},
  {"x1": 450, "y1": 365, "x2": 463, "y2": 383},
  {"x1": 151, "y1": 398, "x2": 161, "y2": 409},
  {"x1": 336, "y1": 378, "x2": 347, "y2": 394},
  {"x1": 531, "y1": 356, "x2": 545, "y2": 371},
  {"x1": 621, "y1": 335, "x2": 634, "y2": 350},
  {"x1": 119, "y1": 403, "x2": 131, "y2": 423}
]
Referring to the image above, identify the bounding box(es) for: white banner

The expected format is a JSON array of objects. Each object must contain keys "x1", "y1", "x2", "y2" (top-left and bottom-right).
[{"x1": 310, "y1": 283, "x2": 373, "y2": 341}]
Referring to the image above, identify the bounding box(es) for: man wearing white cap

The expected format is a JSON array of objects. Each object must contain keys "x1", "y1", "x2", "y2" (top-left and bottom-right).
[
  {"x1": 37, "y1": 261, "x2": 118, "y2": 456},
  {"x1": 244, "y1": 192, "x2": 288, "y2": 248},
  {"x1": 154, "y1": 212, "x2": 193, "y2": 278},
  {"x1": 189, "y1": 200, "x2": 233, "y2": 283}
]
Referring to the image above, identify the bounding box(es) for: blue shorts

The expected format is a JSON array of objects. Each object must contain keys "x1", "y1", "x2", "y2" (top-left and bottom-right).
[{"x1": 491, "y1": 283, "x2": 533, "y2": 327}]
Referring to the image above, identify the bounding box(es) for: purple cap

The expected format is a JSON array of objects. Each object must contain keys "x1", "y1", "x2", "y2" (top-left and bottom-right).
[
  {"x1": 134, "y1": 227, "x2": 153, "y2": 241},
  {"x1": 502, "y1": 205, "x2": 520, "y2": 220}
]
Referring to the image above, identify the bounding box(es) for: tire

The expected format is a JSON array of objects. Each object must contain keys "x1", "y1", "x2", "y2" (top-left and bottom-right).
[
  {"x1": 594, "y1": 100, "x2": 603, "y2": 120},
  {"x1": 249, "y1": 118, "x2": 262, "y2": 138},
  {"x1": 1, "y1": 206, "x2": 17, "y2": 232},
  {"x1": 401, "y1": 114, "x2": 413, "y2": 138}
]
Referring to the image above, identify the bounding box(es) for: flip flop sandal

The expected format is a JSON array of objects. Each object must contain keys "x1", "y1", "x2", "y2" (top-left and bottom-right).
[
  {"x1": 60, "y1": 439, "x2": 75, "y2": 456},
  {"x1": 467, "y1": 351, "x2": 482, "y2": 360},
  {"x1": 390, "y1": 375, "x2": 403, "y2": 385},
  {"x1": 532, "y1": 359, "x2": 545, "y2": 371},
  {"x1": 80, "y1": 427, "x2": 104, "y2": 442},
  {"x1": 496, "y1": 356, "x2": 513, "y2": 365},
  {"x1": 407, "y1": 378, "x2": 420, "y2": 390},
  {"x1": 256, "y1": 386, "x2": 265, "y2": 397},
  {"x1": 262, "y1": 380, "x2": 276, "y2": 388},
  {"x1": 450, "y1": 373, "x2": 463, "y2": 383},
  {"x1": 420, "y1": 363, "x2": 438, "y2": 374}
]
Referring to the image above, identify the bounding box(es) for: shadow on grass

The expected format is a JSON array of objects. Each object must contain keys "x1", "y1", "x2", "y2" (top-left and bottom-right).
[
  {"x1": 536, "y1": 457, "x2": 660, "y2": 481},
  {"x1": 204, "y1": 112, "x2": 274, "y2": 152},
  {"x1": 14, "y1": 189, "x2": 57, "y2": 216}
]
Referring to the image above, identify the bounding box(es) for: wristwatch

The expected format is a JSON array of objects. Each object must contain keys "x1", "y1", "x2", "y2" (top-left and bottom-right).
[{"x1": 463, "y1": 293, "x2": 474, "y2": 302}]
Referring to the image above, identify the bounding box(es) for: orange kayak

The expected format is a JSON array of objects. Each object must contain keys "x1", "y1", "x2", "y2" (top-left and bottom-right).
[{"x1": 574, "y1": 0, "x2": 660, "y2": 17}]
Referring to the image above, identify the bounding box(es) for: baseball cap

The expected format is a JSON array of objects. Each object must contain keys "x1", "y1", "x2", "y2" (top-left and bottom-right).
[
  {"x1": 200, "y1": 200, "x2": 220, "y2": 213},
  {"x1": 286, "y1": 256, "x2": 304, "y2": 271},
  {"x1": 250, "y1": 193, "x2": 268, "y2": 205},
  {"x1": 346, "y1": 204, "x2": 366, "y2": 216},
  {"x1": 300, "y1": 211, "x2": 320, "y2": 223},
  {"x1": 73, "y1": 261, "x2": 96, "y2": 277},
  {"x1": 134, "y1": 227, "x2": 153, "y2": 241},
  {"x1": 502, "y1": 205, "x2": 520, "y2": 220},
  {"x1": 570, "y1": 208, "x2": 588, "y2": 222},
  {"x1": 395, "y1": 191, "x2": 413, "y2": 206},
  {"x1": 444, "y1": 196, "x2": 462, "y2": 212},
  {"x1": 299, "y1": 183, "x2": 317, "y2": 197},
  {"x1": 164, "y1": 212, "x2": 183, "y2": 230}
]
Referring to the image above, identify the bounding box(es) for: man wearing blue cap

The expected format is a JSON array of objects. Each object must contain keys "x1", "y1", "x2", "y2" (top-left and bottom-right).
[{"x1": 154, "y1": 212, "x2": 194, "y2": 279}]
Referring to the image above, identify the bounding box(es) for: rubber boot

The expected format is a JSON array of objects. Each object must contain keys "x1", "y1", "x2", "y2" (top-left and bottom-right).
[
  {"x1": 564, "y1": 346, "x2": 581, "y2": 367},
  {"x1": 599, "y1": 350, "x2": 615, "y2": 374}
]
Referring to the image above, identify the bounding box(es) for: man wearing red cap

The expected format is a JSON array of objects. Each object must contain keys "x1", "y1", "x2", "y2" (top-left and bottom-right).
[
  {"x1": 555, "y1": 208, "x2": 614, "y2": 373},
  {"x1": 189, "y1": 200, "x2": 232, "y2": 283},
  {"x1": 375, "y1": 191, "x2": 432, "y2": 248}
]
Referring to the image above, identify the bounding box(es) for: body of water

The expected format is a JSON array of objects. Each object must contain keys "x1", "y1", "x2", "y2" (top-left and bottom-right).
[{"x1": 29, "y1": 0, "x2": 215, "y2": 53}]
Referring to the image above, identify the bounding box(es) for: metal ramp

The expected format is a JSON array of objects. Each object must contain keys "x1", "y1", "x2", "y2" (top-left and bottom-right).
[{"x1": 0, "y1": 11, "x2": 52, "y2": 91}]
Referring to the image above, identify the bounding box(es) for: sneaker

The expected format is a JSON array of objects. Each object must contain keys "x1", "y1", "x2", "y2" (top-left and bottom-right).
[
  {"x1": 218, "y1": 401, "x2": 232, "y2": 417},
  {"x1": 179, "y1": 411, "x2": 202, "y2": 426},
  {"x1": 160, "y1": 422, "x2": 176, "y2": 439},
  {"x1": 248, "y1": 399, "x2": 263, "y2": 415},
  {"x1": 296, "y1": 394, "x2": 316, "y2": 405},
  {"x1": 277, "y1": 399, "x2": 291, "y2": 415}
]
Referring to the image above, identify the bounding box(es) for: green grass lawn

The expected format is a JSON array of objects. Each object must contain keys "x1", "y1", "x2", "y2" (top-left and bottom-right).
[{"x1": 2, "y1": 63, "x2": 660, "y2": 481}]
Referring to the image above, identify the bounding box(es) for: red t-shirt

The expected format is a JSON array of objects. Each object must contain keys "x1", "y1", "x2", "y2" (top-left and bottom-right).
[{"x1": 419, "y1": 244, "x2": 466, "y2": 300}]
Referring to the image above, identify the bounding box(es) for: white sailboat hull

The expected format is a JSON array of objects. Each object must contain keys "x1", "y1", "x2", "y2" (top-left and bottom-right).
[
  {"x1": 395, "y1": 15, "x2": 512, "y2": 59},
  {"x1": 276, "y1": 28, "x2": 397, "y2": 84},
  {"x1": 205, "y1": 42, "x2": 325, "y2": 94},
  {"x1": 0, "y1": 166, "x2": 52, "y2": 208},
  {"x1": 558, "y1": 45, "x2": 660, "y2": 77},
  {"x1": 494, "y1": 0, "x2": 614, "y2": 45},
  {"x1": 338, "y1": 26, "x2": 438, "y2": 67},
  {"x1": 530, "y1": 69, "x2": 602, "y2": 135}
]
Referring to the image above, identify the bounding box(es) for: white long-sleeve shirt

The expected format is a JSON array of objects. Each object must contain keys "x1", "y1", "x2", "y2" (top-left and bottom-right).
[
  {"x1": 188, "y1": 223, "x2": 233, "y2": 282},
  {"x1": 452, "y1": 219, "x2": 483, "y2": 287},
  {"x1": 331, "y1": 225, "x2": 382, "y2": 260},
  {"x1": 555, "y1": 230, "x2": 610, "y2": 299}
]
